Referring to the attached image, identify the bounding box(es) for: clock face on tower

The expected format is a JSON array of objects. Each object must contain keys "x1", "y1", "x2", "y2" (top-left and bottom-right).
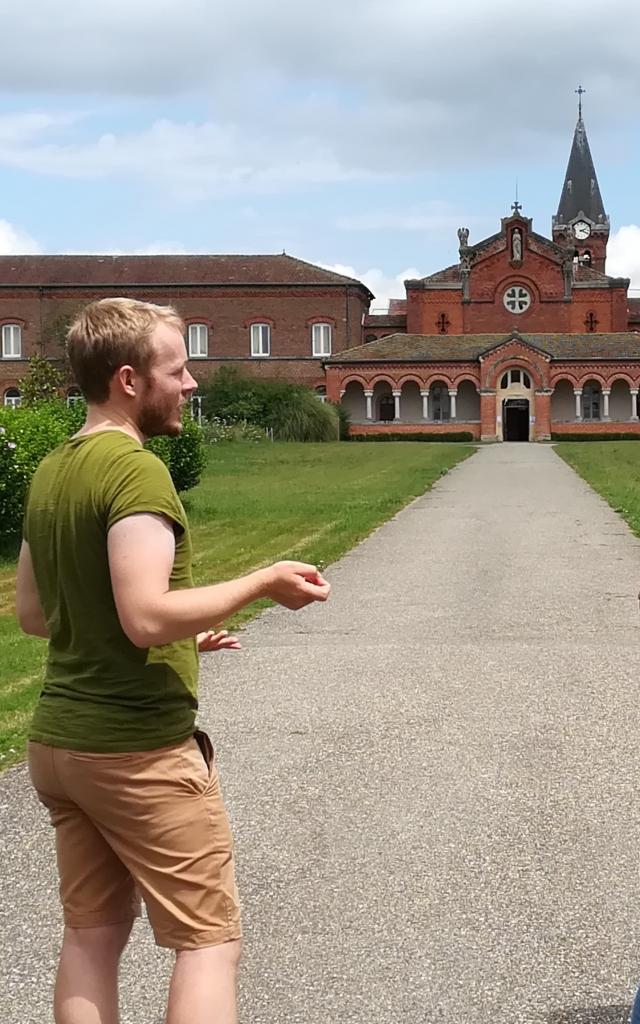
[{"x1": 573, "y1": 220, "x2": 591, "y2": 240}]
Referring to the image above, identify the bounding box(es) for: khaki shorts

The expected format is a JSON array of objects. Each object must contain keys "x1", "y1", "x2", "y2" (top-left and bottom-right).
[{"x1": 28, "y1": 731, "x2": 242, "y2": 950}]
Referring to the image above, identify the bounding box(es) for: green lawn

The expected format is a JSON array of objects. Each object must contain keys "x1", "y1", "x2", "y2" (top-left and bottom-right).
[
  {"x1": 555, "y1": 441, "x2": 640, "y2": 536},
  {"x1": 0, "y1": 441, "x2": 473, "y2": 769}
]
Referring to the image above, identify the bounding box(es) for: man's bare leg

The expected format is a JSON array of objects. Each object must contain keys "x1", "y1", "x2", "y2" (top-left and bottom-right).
[
  {"x1": 165, "y1": 939, "x2": 242, "y2": 1024},
  {"x1": 54, "y1": 921, "x2": 134, "y2": 1024}
]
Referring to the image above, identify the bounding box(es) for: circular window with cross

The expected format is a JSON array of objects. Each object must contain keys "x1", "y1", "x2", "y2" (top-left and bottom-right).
[{"x1": 503, "y1": 285, "x2": 531, "y2": 314}]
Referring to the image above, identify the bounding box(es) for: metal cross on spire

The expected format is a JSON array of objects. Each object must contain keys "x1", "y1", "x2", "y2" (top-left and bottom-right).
[
  {"x1": 511, "y1": 178, "x2": 522, "y2": 215},
  {"x1": 575, "y1": 85, "x2": 586, "y2": 120}
]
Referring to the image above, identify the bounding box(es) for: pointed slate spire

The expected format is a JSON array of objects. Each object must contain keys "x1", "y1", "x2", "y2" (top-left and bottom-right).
[{"x1": 555, "y1": 106, "x2": 606, "y2": 226}]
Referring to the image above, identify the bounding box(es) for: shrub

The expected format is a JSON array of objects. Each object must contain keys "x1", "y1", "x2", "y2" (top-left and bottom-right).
[
  {"x1": 331, "y1": 401, "x2": 351, "y2": 441},
  {"x1": 349, "y1": 431, "x2": 474, "y2": 442},
  {"x1": 0, "y1": 427, "x2": 23, "y2": 543},
  {"x1": 0, "y1": 401, "x2": 78, "y2": 542},
  {"x1": 268, "y1": 389, "x2": 339, "y2": 442},
  {"x1": 145, "y1": 409, "x2": 207, "y2": 493},
  {"x1": 0, "y1": 402, "x2": 206, "y2": 541},
  {"x1": 201, "y1": 418, "x2": 267, "y2": 444},
  {"x1": 202, "y1": 368, "x2": 340, "y2": 442},
  {"x1": 551, "y1": 432, "x2": 640, "y2": 442},
  {"x1": 19, "y1": 355, "x2": 68, "y2": 405}
]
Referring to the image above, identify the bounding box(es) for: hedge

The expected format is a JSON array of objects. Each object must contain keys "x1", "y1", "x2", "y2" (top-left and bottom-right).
[
  {"x1": 0, "y1": 401, "x2": 205, "y2": 543},
  {"x1": 551, "y1": 432, "x2": 640, "y2": 442},
  {"x1": 349, "y1": 431, "x2": 475, "y2": 443}
]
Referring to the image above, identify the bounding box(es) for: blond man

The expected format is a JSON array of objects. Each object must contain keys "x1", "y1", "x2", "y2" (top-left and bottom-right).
[{"x1": 16, "y1": 298, "x2": 330, "y2": 1024}]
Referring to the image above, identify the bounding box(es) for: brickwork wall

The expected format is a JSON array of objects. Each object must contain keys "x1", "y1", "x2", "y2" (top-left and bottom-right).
[
  {"x1": 349, "y1": 422, "x2": 481, "y2": 439},
  {"x1": 0, "y1": 284, "x2": 368, "y2": 397}
]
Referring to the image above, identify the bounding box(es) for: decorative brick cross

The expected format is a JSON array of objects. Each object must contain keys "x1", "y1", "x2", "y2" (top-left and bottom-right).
[
  {"x1": 437, "y1": 313, "x2": 450, "y2": 334},
  {"x1": 585, "y1": 311, "x2": 598, "y2": 332}
]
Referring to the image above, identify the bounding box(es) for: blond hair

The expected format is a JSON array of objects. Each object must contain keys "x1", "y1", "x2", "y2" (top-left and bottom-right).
[{"x1": 66, "y1": 298, "x2": 185, "y2": 404}]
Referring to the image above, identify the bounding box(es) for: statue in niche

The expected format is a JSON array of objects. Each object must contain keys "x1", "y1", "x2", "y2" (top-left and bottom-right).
[
  {"x1": 457, "y1": 227, "x2": 469, "y2": 249},
  {"x1": 511, "y1": 228, "x2": 523, "y2": 261}
]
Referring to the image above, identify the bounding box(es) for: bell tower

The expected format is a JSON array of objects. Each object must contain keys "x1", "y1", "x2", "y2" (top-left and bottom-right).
[{"x1": 552, "y1": 88, "x2": 609, "y2": 273}]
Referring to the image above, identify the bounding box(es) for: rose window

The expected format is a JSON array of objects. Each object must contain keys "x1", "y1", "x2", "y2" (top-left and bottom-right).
[{"x1": 503, "y1": 285, "x2": 531, "y2": 314}]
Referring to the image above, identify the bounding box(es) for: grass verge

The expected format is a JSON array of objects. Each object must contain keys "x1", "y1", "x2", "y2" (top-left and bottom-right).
[
  {"x1": 0, "y1": 441, "x2": 473, "y2": 769},
  {"x1": 555, "y1": 441, "x2": 640, "y2": 536}
]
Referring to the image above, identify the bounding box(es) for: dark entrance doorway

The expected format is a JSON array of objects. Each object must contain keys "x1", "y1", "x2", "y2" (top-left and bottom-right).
[{"x1": 503, "y1": 399, "x2": 530, "y2": 441}]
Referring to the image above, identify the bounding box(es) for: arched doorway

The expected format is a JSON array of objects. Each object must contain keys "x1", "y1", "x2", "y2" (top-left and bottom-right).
[{"x1": 496, "y1": 367, "x2": 534, "y2": 442}]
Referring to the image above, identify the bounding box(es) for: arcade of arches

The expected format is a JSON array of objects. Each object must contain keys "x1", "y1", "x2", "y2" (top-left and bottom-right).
[{"x1": 326, "y1": 331, "x2": 640, "y2": 442}]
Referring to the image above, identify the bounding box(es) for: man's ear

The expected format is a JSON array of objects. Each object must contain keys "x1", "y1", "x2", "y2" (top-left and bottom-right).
[{"x1": 113, "y1": 364, "x2": 138, "y2": 398}]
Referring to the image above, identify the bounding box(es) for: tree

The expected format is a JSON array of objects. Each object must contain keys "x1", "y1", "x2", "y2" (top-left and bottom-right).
[{"x1": 19, "y1": 355, "x2": 67, "y2": 405}]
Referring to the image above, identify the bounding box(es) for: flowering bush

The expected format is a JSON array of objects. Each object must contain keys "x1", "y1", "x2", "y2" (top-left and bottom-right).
[
  {"x1": 0, "y1": 401, "x2": 206, "y2": 541},
  {"x1": 201, "y1": 417, "x2": 267, "y2": 444}
]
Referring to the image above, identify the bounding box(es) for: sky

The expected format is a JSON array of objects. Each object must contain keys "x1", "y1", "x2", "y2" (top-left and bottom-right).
[{"x1": 0, "y1": 0, "x2": 639, "y2": 309}]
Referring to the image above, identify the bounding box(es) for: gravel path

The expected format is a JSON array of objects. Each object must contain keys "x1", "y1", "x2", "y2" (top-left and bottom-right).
[{"x1": 2, "y1": 443, "x2": 640, "y2": 1024}]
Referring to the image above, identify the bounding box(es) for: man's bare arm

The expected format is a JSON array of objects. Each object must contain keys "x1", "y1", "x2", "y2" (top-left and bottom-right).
[
  {"x1": 15, "y1": 541, "x2": 49, "y2": 638},
  {"x1": 108, "y1": 513, "x2": 330, "y2": 648}
]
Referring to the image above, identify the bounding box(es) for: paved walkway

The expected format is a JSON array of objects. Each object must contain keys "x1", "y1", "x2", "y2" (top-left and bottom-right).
[{"x1": 2, "y1": 444, "x2": 640, "y2": 1023}]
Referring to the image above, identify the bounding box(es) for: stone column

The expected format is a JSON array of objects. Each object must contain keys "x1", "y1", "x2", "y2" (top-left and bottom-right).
[
  {"x1": 602, "y1": 389, "x2": 611, "y2": 420},
  {"x1": 448, "y1": 389, "x2": 458, "y2": 420},
  {"x1": 574, "y1": 388, "x2": 583, "y2": 421},
  {"x1": 631, "y1": 389, "x2": 639, "y2": 421},
  {"x1": 364, "y1": 390, "x2": 373, "y2": 421},
  {"x1": 420, "y1": 389, "x2": 430, "y2": 420},
  {"x1": 392, "y1": 389, "x2": 401, "y2": 422}
]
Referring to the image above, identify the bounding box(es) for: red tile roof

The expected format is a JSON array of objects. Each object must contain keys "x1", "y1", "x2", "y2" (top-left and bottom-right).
[{"x1": 0, "y1": 253, "x2": 373, "y2": 293}]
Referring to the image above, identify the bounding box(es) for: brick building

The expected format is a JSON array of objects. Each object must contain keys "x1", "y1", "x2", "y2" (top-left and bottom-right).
[
  {"x1": 1, "y1": 100, "x2": 639, "y2": 442},
  {"x1": 329, "y1": 102, "x2": 640, "y2": 440},
  {"x1": 0, "y1": 255, "x2": 373, "y2": 411}
]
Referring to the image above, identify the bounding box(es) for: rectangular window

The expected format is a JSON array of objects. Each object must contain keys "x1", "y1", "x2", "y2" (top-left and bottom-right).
[
  {"x1": 251, "y1": 323, "x2": 271, "y2": 357},
  {"x1": 312, "y1": 323, "x2": 332, "y2": 357},
  {"x1": 2, "y1": 324, "x2": 22, "y2": 358},
  {"x1": 190, "y1": 395, "x2": 203, "y2": 424},
  {"x1": 187, "y1": 323, "x2": 208, "y2": 358}
]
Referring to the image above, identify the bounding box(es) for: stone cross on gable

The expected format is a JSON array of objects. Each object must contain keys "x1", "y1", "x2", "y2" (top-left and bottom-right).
[{"x1": 511, "y1": 200, "x2": 522, "y2": 215}]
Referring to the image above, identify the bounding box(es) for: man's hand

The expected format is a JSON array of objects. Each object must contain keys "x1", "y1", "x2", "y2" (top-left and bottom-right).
[
  {"x1": 262, "y1": 561, "x2": 331, "y2": 610},
  {"x1": 197, "y1": 628, "x2": 241, "y2": 652}
]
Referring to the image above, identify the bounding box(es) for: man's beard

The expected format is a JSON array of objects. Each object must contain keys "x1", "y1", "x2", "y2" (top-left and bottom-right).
[{"x1": 137, "y1": 384, "x2": 183, "y2": 439}]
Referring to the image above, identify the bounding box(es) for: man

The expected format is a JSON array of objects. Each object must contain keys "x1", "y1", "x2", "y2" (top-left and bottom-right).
[{"x1": 15, "y1": 297, "x2": 331, "y2": 1024}]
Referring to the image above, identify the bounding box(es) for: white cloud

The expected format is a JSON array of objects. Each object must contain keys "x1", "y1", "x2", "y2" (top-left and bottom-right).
[
  {"x1": 321, "y1": 263, "x2": 420, "y2": 311},
  {"x1": 0, "y1": 220, "x2": 41, "y2": 255},
  {"x1": 0, "y1": 116, "x2": 375, "y2": 199},
  {"x1": 608, "y1": 226, "x2": 640, "y2": 291},
  {"x1": 0, "y1": 2, "x2": 638, "y2": 191}
]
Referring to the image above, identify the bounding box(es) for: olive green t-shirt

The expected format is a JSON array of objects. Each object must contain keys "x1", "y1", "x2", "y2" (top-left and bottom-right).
[{"x1": 25, "y1": 430, "x2": 199, "y2": 752}]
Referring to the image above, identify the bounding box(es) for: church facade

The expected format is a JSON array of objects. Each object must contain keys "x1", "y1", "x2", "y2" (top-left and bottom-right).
[{"x1": 328, "y1": 105, "x2": 640, "y2": 441}]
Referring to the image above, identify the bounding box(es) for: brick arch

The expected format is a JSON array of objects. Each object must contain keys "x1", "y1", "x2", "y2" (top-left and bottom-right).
[
  {"x1": 397, "y1": 374, "x2": 424, "y2": 389},
  {"x1": 0, "y1": 316, "x2": 27, "y2": 328},
  {"x1": 451, "y1": 373, "x2": 480, "y2": 389},
  {"x1": 340, "y1": 375, "x2": 368, "y2": 389},
  {"x1": 487, "y1": 356, "x2": 544, "y2": 391},
  {"x1": 606, "y1": 372, "x2": 637, "y2": 389},
  {"x1": 369, "y1": 374, "x2": 398, "y2": 388},
  {"x1": 424, "y1": 372, "x2": 455, "y2": 389},
  {"x1": 576, "y1": 372, "x2": 607, "y2": 389},
  {"x1": 550, "y1": 373, "x2": 579, "y2": 389},
  {"x1": 494, "y1": 274, "x2": 541, "y2": 302}
]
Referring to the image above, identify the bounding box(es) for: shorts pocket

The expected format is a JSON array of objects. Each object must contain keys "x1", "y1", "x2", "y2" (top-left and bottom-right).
[{"x1": 181, "y1": 731, "x2": 216, "y2": 795}]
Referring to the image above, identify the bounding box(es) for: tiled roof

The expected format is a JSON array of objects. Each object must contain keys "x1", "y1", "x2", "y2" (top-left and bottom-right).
[
  {"x1": 329, "y1": 332, "x2": 640, "y2": 363},
  {"x1": 0, "y1": 253, "x2": 373, "y2": 293},
  {"x1": 362, "y1": 314, "x2": 407, "y2": 328},
  {"x1": 411, "y1": 263, "x2": 460, "y2": 285}
]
